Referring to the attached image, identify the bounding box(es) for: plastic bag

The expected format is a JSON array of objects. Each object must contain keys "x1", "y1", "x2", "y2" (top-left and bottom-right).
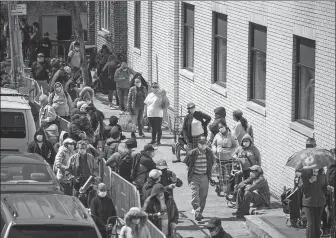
[{"x1": 119, "y1": 113, "x2": 133, "y2": 132}]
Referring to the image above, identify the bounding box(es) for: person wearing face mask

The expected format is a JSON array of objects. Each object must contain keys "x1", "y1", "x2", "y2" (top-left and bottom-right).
[
  {"x1": 120, "y1": 207, "x2": 151, "y2": 238},
  {"x1": 182, "y1": 102, "x2": 211, "y2": 153},
  {"x1": 233, "y1": 165, "x2": 270, "y2": 218},
  {"x1": 143, "y1": 183, "x2": 179, "y2": 237},
  {"x1": 53, "y1": 138, "x2": 76, "y2": 195},
  {"x1": 183, "y1": 137, "x2": 216, "y2": 221},
  {"x1": 31, "y1": 52, "x2": 51, "y2": 95},
  {"x1": 205, "y1": 217, "x2": 232, "y2": 238},
  {"x1": 114, "y1": 61, "x2": 137, "y2": 113},
  {"x1": 68, "y1": 41, "x2": 82, "y2": 73},
  {"x1": 38, "y1": 94, "x2": 57, "y2": 129},
  {"x1": 144, "y1": 82, "x2": 170, "y2": 146},
  {"x1": 90, "y1": 183, "x2": 117, "y2": 238},
  {"x1": 48, "y1": 82, "x2": 73, "y2": 121},
  {"x1": 208, "y1": 107, "x2": 227, "y2": 144},
  {"x1": 49, "y1": 65, "x2": 72, "y2": 92},
  {"x1": 141, "y1": 169, "x2": 163, "y2": 204},
  {"x1": 128, "y1": 76, "x2": 148, "y2": 138},
  {"x1": 27, "y1": 129, "x2": 55, "y2": 167}
]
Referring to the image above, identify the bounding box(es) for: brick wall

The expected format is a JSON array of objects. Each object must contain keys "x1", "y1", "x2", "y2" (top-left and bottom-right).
[
  {"x1": 87, "y1": 1, "x2": 96, "y2": 45},
  {"x1": 127, "y1": 1, "x2": 336, "y2": 197}
]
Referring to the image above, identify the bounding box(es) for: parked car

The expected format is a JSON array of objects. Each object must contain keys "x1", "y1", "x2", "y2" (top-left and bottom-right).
[
  {"x1": 0, "y1": 87, "x2": 36, "y2": 153},
  {"x1": 0, "y1": 152, "x2": 62, "y2": 194},
  {"x1": 1, "y1": 193, "x2": 102, "y2": 238}
]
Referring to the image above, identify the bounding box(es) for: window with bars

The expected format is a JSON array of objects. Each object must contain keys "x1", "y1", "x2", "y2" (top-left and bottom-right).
[
  {"x1": 213, "y1": 13, "x2": 227, "y2": 87},
  {"x1": 294, "y1": 36, "x2": 315, "y2": 128},
  {"x1": 182, "y1": 3, "x2": 194, "y2": 71},
  {"x1": 100, "y1": 1, "x2": 111, "y2": 32},
  {"x1": 249, "y1": 23, "x2": 267, "y2": 106},
  {"x1": 134, "y1": 1, "x2": 141, "y2": 48}
]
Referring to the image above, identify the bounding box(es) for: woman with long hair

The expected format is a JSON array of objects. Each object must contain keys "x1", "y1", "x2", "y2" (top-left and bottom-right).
[
  {"x1": 144, "y1": 82, "x2": 170, "y2": 145},
  {"x1": 232, "y1": 109, "x2": 249, "y2": 144},
  {"x1": 120, "y1": 207, "x2": 151, "y2": 238}
]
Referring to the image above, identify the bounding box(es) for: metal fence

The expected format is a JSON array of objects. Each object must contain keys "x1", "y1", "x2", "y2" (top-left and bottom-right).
[{"x1": 50, "y1": 43, "x2": 66, "y2": 63}]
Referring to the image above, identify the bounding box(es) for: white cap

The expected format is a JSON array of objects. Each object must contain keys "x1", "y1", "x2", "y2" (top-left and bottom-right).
[
  {"x1": 64, "y1": 66, "x2": 71, "y2": 74},
  {"x1": 149, "y1": 169, "x2": 162, "y2": 179}
]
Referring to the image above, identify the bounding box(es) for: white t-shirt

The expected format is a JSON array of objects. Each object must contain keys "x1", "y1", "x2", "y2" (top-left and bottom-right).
[
  {"x1": 191, "y1": 118, "x2": 203, "y2": 136},
  {"x1": 144, "y1": 92, "x2": 163, "y2": 118}
]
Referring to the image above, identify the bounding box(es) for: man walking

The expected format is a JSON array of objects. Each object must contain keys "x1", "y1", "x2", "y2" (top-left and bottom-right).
[{"x1": 183, "y1": 136, "x2": 215, "y2": 221}]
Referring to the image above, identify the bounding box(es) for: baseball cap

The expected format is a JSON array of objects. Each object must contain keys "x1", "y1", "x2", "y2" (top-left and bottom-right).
[
  {"x1": 198, "y1": 136, "x2": 207, "y2": 145},
  {"x1": 149, "y1": 169, "x2": 162, "y2": 179},
  {"x1": 306, "y1": 138, "x2": 316, "y2": 148},
  {"x1": 250, "y1": 165, "x2": 262, "y2": 173},
  {"x1": 205, "y1": 217, "x2": 221, "y2": 228},
  {"x1": 125, "y1": 138, "x2": 137, "y2": 149},
  {"x1": 156, "y1": 159, "x2": 168, "y2": 170},
  {"x1": 233, "y1": 109, "x2": 243, "y2": 118},
  {"x1": 37, "y1": 53, "x2": 44, "y2": 57},
  {"x1": 143, "y1": 144, "x2": 156, "y2": 152},
  {"x1": 187, "y1": 102, "x2": 195, "y2": 109}
]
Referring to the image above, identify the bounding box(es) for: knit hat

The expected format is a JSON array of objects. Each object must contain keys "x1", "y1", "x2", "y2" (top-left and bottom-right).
[
  {"x1": 233, "y1": 109, "x2": 243, "y2": 118},
  {"x1": 125, "y1": 138, "x2": 137, "y2": 149},
  {"x1": 109, "y1": 116, "x2": 118, "y2": 126},
  {"x1": 156, "y1": 159, "x2": 168, "y2": 170},
  {"x1": 150, "y1": 183, "x2": 166, "y2": 197},
  {"x1": 214, "y1": 107, "x2": 226, "y2": 118},
  {"x1": 110, "y1": 126, "x2": 121, "y2": 139},
  {"x1": 149, "y1": 169, "x2": 162, "y2": 179},
  {"x1": 63, "y1": 138, "x2": 76, "y2": 146},
  {"x1": 126, "y1": 207, "x2": 145, "y2": 218}
]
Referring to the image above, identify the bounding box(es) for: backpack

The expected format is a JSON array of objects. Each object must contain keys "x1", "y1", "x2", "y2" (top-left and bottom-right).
[
  {"x1": 105, "y1": 142, "x2": 119, "y2": 159},
  {"x1": 130, "y1": 154, "x2": 149, "y2": 189},
  {"x1": 118, "y1": 153, "x2": 134, "y2": 182},
  {"x1": 247, "y1": 124, "x2": 254, "y2": 141}
]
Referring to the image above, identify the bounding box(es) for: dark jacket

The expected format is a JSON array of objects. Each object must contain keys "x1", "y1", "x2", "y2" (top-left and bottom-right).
[
  {"x1": 143, "y1": 186, "x2": 179, "y2": 236},
  {"x1": 66, "y1": 152, "x2": 99, "y2": 178},
  {"x1": 212, "y1": 228, "x2": 232, "y2": 238},
  {"x1": 243, "y1": 175, "x2": 271, "y2": 205},
  {"x1": 233, "y1": 134, "x2": 260, "y2": 171},
  {"x1": 130, "y1": 73, "x2": 149, "y2": 92},
  {"x1": 27, "y1": 129, "x2": 55, "y2": 167},
  {"x1": 101, "y1": 61, "x2": 118, "y2": 90},
  {"x1": 90, "y1": 195, "x2": 117, "y2": 230},
  {"x1": 31, "y1": 61, "x2": 50, "y2": 81},
  {"x1": 69, "y1": 113, "x2": 94, "y2": 142},
  {"x1": 103, "y1": 138, "x2": 120, "y2": 160},
  {"x1": 299, "y1": 169, "x2": 327, "y2": 207},
  {"x1": 183, "y1": 148, "x2": 215, "y2": 183},
  {"x1": 327, "y1": 163, "x2": 336, "y2": 188},
  {"x1": 183, "y1": 111, "x2": 211, "y2": 142},
  {"x1": 160, "y1": 169, "x2": 183, "y2": 197},
  {"x1": 38, "y1": 37, "x2": 52, "y2": 58},
  {"x1": 21, "y1": 24, "x2": 31, "y2": 43},
  {"x1": 209, "y1": 107, "x2": 227, "y2": 137},
  {"x1": 133, "y1": 151, "x2": 157, "y2": 188},
  {"x1": 128, "y1": 86, "x2": 147, "y2": 112},
  {"x1": 49, "y1": 68, "x2": 68, "y2": 92},
  {"x1": 142, "y1": 178, "x2": 158, "y2": 203}
]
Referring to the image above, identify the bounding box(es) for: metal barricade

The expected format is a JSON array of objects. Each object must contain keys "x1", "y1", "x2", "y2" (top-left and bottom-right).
[
  {"x1": 50, "y1": 42, "x2": 66, "y2": 63},
  {"x1": 147, "y1": 220, "x2": 167, "y2": 238}
]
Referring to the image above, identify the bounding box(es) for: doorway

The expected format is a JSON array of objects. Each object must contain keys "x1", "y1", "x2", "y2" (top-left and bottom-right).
[{"x1": 57, "y1": 16, "x2": 72, "y2": 40}]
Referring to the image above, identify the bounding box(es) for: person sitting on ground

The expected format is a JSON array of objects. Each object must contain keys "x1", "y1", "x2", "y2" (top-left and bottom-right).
[
  {"x1": 205, "y1": 217, "x2": 232, "y2": 238},
  {"x1": 120, "y1": 207, "x2": 151, "y2": 238},
  {"x1": 104, "y1": 115, "x2": 126, "y2": 140},
  {"x1": 156, "y1": 159, "x2": 183, "y2": 198},
  {"x1": 233, "y1": 165, "x2": 270, "y2": 218},
  {"x1": 141, "y1": 169, "x2": 162, "y2": 204},
  {"x1": 48, "y1": 82, "x2": 73, "y2": 121},
  {"x1": 208, "y1": 106, "x2": 227, "y2": 144},
  {"x1": 90, "y1": 183, "x2": 117, "y2": 238},
  {"x1": 105, "y1": 138, "x2": 137, "y2": 180},
  {"x1": 143, "y1": 183, "x2": 179, "y2": 237},
  {"x1": 27, "y1": 128, "x2": 55, "y2": 167}
]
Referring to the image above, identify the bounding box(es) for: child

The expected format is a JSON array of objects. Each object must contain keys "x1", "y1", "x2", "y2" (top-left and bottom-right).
[{"x1": 104, "y1": 116, "x2": 126, "y2": 140}]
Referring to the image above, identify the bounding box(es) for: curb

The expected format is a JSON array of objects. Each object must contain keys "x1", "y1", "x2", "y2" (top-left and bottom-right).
[{"x1": 245, "y1": 215, "x2": 287, "y2": 238}]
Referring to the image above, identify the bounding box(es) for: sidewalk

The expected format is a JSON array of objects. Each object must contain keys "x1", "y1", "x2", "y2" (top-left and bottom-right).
[{"x1": 94, "y1": 93, "x2": 256, "y2": 238}]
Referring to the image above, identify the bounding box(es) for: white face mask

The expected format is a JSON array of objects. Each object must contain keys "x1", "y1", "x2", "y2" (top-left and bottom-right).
[
  {"x1": 98, "y1": 191, "x2": 107, "y2": 197},
  {"x1": 36, "y1": 135, "x2": 43, "y2": 142},
  {"x1": 243, "y1": 141, "x2": 250, "y2": 147},
  {"x1": 132, "y1": 219, "x2": 141, "y2": 225}
]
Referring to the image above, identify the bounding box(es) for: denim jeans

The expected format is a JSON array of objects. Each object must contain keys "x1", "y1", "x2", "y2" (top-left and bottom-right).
[
  {"x1": 190, "y1": 174, "x2": 209, "y2": 215},
  {"x1": 148, "y1": 117, "x2": 163, "y2": 143},
  {"x1": 117, "y1": 88, "x2": 129, "y2": 111},
  {"x1": 131, "y1": 107, "x2": 144, "y2": 133}
]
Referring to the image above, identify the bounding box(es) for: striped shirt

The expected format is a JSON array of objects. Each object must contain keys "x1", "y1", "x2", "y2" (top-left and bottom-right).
[{"x1": 194, "y1": 152, "x2": 208, "y2": 174}]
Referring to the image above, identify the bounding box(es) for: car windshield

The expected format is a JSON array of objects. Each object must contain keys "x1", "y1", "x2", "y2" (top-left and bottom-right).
[
  {"x1": 7, "y1": 225, "x2": 99, "y2": 238},
  {"x1": 1, "y1": 164, "x2": 53, "y2": 184}
]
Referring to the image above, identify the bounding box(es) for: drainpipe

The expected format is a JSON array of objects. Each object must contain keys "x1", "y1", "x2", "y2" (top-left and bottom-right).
[
  {"x1": 173, "y1": 2, "x2": 180, "y2": 118},
  {"x1": 147, "y1": 1, "x2": 153, "y2": 85}
]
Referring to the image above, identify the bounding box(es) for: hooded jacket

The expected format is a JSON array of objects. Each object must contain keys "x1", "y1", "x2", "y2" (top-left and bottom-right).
[
  {"x1": 114, "y1": 67, "x2": 136, "y2": 89},
  {"x1": 48, "y1": 83, "x2": 73, "y2": 117},
  {"x1": 183, "y1": 111, "x2": 211, "y2": 142},
  {"x1": 39, "y1": 103, "x2": 57, "y2": 127},
  {"x1": 90, "y1": 194, "x2": 117, "y2": 231},
  {"x1": 243, "y1": 174, "x2": 271, "y2": 205},
  {"x1": 143, "y1": 184, "x2": 179, "y2": 236},
  {"x1": 105, "y1": 143, "x2": 130, "y2": 170},
  {"x1": 69, "y1": 112, "x2": 94, "y2": 142},
  {"x1": 120, "y1": 208, "x2": 151, "y2": 238},
  {"x1": 54, "y1": 143, "x2": 76, "y2": 180},
  {"x1": 233, "y1": 134, "x2": 260, "y2": 171},
  {"x1": 209, "y1": 107, "x2": 227, "y2": 137},
  {"x1": 27, "y1": 129, "x2": 55, "y2": 166},
  {"x1": 53, "y1": 131, "x2": 69, "y2": 154},
  {"x1": 142, "y1": 178, "x2": 159, "y2": 203},
  {"x1": 79, "y1": 86, "x2": 94, "y2": 103}
]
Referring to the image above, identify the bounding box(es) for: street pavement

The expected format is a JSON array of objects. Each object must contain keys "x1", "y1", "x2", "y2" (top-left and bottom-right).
[{"x1": 94, "y1": 93, "x2": 256, "y2": 238}]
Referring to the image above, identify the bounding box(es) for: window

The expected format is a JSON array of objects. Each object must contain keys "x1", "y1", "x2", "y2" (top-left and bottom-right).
[
  {"x1": 1, "y1": 164, "x2": 53, "y2": 183},
  {"x1": 0, "y1": 112, "x2": 26, "y2": 138},
  {"x1": 183, "y1": 3, "x2": 194, "y2": 71},
  {"x1": 249, "y1": 23, "x2": 267, "y2": 106},
  {"x1": 100, "y1": 1, "x2": 111, "y2": 31},
  {"x1": 213, "y1": 13, "x2": 227, "y2": 87},
  {"x1": 294, "y1": 36, "x2": 315, "y2": 128},
  {"x1": 134, "y1": 1, "x2": 141, "y2": 48}
]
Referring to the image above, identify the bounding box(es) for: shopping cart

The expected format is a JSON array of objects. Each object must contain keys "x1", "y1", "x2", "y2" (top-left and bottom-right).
[{"x1": 171, "y1": 116, "x2": 188, "y2": 161}]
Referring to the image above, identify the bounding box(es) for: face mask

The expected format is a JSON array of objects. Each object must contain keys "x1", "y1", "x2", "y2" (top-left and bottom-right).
[
  {"x1": 135, "y1": 82, "x2": 142, "y2": 87},
  {"x1": 210, "y1": 228, "x2": 219, "y2": 236},
  {"x1": 132, "y1": 219, "x2": 141, "y2": 225},
  {"x1": 98, "y1": 191, "x2": 107, "y2": 197},
  {"x1": 157, "y1": 193, "x2": 165, "y2": 200},
  {"x1": 36, "y1": 135, "x2": 43, "y2": 142},
  {"x1": 199, "y1": 145, "x2": 207, "y2": 151}
]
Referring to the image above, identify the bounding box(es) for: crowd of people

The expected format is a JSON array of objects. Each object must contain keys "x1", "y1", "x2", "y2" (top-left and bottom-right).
[{"x1": 21, "y1": 33, "x2": 335, "y2": 238}]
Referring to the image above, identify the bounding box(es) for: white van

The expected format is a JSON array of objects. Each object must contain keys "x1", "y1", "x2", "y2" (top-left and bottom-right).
[{"x1": 0, "y1": 88, "x2": 36, "y2": 152}]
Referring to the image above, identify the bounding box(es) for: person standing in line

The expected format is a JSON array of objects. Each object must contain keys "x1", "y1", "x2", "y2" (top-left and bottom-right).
[
  {"x1": 144, "y1": 82, "x2": 170, "y2": 146},
  {"x1": 102, "y1": 55, "x2": 119, "y2": 109},
  {"x1": 96, "y1": 44, "x2": 111, "y2": 77},
  {"x1": 48, "y1": 82, "x2": 73, "y2": 121},
  {"x1": 31, "y1": 53, "x2": 51, "y2": 95},
  {"x1": 68, "y1": 35, "x2": 78, "y2": 52},
  {"x1": 119, "y1": 207, "x2": 151, "y2": 238},
  {"x1": 208, "y1": 106, "x2": 227, "y2": 144},
  {"x1": 183, "y1": 137, "x2": 215, "y2": 221},
  {"x1": 128, "y1": 76, "x2": 147, "y2": 138},
  {"x1": 68, "y1": 41, "x2": 82, "y2": 77},
  {"x1": 37, "y1": 32, "x2": 52, "y2": 61},
  {"x1": 20, "y1": 18, "x2": 31, "y2": 61},
  {"x1": 182, "y1": 102, "x2": 211, "y2": 150},
  {"x1": 232, "y1": 110, "x2": 251, "y2": 145},
  {"x1": 29, "y1": 22, "x2": 42, "y2": 67},
  {"x1": 114, "y1": 61, "x2": 136, "y2": 114}
]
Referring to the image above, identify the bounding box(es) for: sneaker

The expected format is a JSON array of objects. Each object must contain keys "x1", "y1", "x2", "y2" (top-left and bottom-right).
[
  {"x1": 131, "y1": 132, "x2": 136, "y2": 139},
  {"x1": 195, "y1": 213, "x2": 203, "y2": 221},
  {"x1": 148, "y1": 140, "x2": 156, "y2": 145},
  {"x1": 139, "y1": 132, "x2": 145, "y2": 137},
  {"x1": 155, "y1": 142, "x2": 161, "y2": 146}
]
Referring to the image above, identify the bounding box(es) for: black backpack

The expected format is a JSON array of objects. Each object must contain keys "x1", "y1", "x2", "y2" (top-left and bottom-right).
[{"x1": 118, "y1": 153, "x2": 133, "y2": 182}]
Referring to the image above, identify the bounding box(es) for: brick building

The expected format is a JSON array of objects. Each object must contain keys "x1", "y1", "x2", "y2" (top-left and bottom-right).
[{"x1": 126, "y1": 1, "x2": 336, "y2": 196}]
